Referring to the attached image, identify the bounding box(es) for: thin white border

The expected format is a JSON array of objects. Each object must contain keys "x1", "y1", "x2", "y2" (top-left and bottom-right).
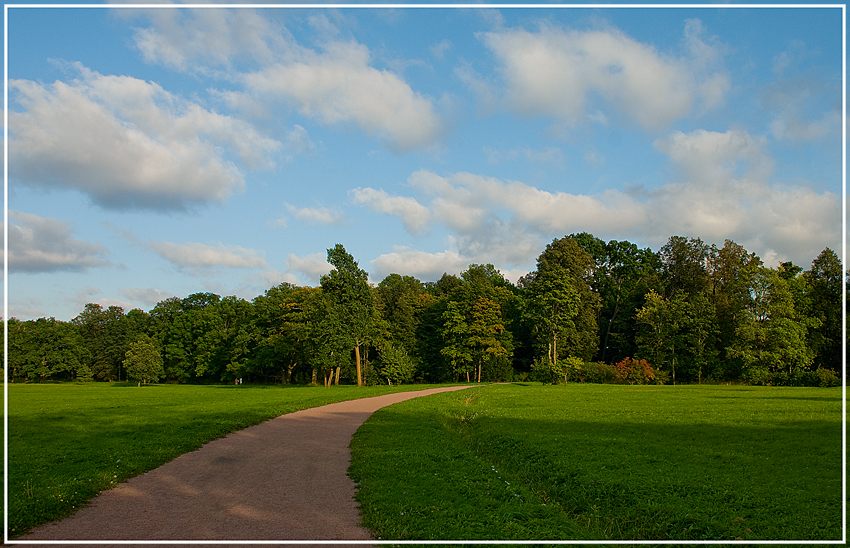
[
  {"x1": 4, "y1": 1, "x2": 9, "y2": 545},
  {"x1": 3, "y1": 3, "x2": 846, "y2": 546}
]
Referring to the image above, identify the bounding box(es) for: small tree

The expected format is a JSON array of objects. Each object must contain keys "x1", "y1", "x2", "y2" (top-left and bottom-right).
[
  {"x1": 377, "y1": 344, "x2": 416, "y2": 385},
  {"x1": 124, "y1": 335, "x2": 164, "y2": 386}
]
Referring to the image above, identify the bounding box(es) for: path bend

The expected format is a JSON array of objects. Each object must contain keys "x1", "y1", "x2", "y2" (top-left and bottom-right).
[{"x1": 20, "y1": 385, "x2": 473, "y2": 547}]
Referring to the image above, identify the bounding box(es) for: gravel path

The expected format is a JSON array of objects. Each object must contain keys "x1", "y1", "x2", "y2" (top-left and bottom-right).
[{"x1": 20, "y1": 385, "x2": 473, "y2": 547}]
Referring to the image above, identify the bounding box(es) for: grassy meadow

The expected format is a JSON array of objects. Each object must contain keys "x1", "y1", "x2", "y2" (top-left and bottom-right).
[
  {"x1": 349, "y1": 383, "x2": 844, "y2": 541},
  {"x1": 5, "y1": 382, "x2": 448, "y2": 537}
]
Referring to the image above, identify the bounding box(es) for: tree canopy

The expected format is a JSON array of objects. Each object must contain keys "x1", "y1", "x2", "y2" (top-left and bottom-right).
[{"x1": 7, "y1": 235, "x2": 843, "y2": 387}]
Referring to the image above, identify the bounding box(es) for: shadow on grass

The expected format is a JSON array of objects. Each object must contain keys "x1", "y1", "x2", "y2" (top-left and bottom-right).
[{"x1": 351, "y1": 393, "x2": 843, "y2": 542}]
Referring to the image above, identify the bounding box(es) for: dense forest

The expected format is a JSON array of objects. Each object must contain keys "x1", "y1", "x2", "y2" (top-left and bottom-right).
[{"x1": 6, "y1": 233, "x2": 844, "y2": 387}]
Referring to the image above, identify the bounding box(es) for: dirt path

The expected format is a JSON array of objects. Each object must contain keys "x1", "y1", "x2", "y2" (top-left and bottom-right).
[{"x1": 20, "y1": 385, "x2": 473, "y2": 547}]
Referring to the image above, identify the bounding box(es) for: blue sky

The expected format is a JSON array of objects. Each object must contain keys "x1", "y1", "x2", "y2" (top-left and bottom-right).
[{"x1": 5, "y1": 4, "x2": 844, "y2": 321}]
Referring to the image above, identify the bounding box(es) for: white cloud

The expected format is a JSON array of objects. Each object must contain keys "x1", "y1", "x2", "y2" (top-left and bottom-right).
[
  {"x1": 349, "y1": 188, "x2": 432, "y2": 235},
  {"x1": 284, "y1": 204, "x2": 344, "y2": 226},
  {"x1": 761, "y1": 69, "x2": 841, "y2": 143},
  {"x1": 396, "y1": 125, "x2": 837, "y2": 271},
  {"x1": 478, "y1": 20, "x2": 728, "y2": 131},
  {"x1": 130, "y1": 8, "x2": 288, "y2": 72},
  {"x1": 370, "y1": 247, "x2": 467, "y2": 282},
  {"x1": 119, "y1": 287, "x2": 176, "y2": 307},
  {"x1": 9, "y1": 64, "x2": 279, "y2": 211},
  {"x1": 285, "y1": 252, "x2": 332, "y2": 284},
  {"x1": 147, "y1": 241, "x2": 269, "y2": 271},
  {"x1": 6, "y1": 211, "x2": 110, "y2": 273},
  {"x1": 430, "y1": 39, "x2": 452, "y2": 59},
  {"x1": 243, "y1": 41, "x2": 443, "y2": 152},
  {"x1": 649, "y1": 128, "x2": 839, "y2": 261}
]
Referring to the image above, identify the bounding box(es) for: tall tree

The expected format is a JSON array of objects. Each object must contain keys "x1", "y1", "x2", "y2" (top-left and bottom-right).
[
  {"x1": 572, "y1": 234, "x2": 662, "y2": 363},
  {"x1": 320, "y1": 244, "x2": 375, "y2": 387},
  {"x1": 803, "y1": 248, "x2": 842, "y2": 372},
  {"x1": 525, "y1": 237, "x2": 600, "y2": 361},
  {"x1": 73, "y1": 304, "x2": 136, "y2": 381},
  {"x1": 524, "y1": 265, "x2": 580, "y2": 366},
  {"x1": 660, "y1": 236, "x2": 710, "y2": 298},
  {"x1": 727, "y1": 266, "x2": 820, "y2": 381},
  {"x1": 8, "y1": 317, "x2": 92, "y2": 382}
]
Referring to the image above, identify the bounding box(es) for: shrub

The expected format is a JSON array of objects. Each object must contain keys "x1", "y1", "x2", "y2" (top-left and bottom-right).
[
  {"x1": 614, "y1": 357, "x2": 657, "y2": 385},
  {"x1": 582, "y1": 361, "x2": 618, "y2": 384},
  {"x1": 816, "y1": 367, "x2": 841, "y2": 387},
  {"x1": 481, "y1": 355, "x2": 514, "y2": 383},
  {"x1": 376, "y1": 345, "x2": 416, "y2": 385},
  {"x1": 742, "y1": 366, "x2": 772, "y2": 386}
]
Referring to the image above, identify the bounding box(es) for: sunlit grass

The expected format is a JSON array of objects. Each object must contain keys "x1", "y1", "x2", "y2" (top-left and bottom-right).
[
  {"x1": 349, "y1": 383, "x2": 843, "y2": 541},
  {"x1": 6, "y1": 382, "x2": 447, "y2": 537}
]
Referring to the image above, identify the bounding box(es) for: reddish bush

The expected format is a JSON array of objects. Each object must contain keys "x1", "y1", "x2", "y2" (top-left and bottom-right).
[{"x1": 615, "y1": 357, "x2": 657, "y2": 385}]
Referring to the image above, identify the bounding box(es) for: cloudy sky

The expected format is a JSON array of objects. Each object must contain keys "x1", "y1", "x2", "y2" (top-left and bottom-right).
[{"x1": 5, "y1": 4, "x2": 844, "y2": 320}]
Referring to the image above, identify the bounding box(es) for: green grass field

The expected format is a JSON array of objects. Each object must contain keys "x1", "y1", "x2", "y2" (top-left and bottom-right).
[
  {"x1": 5, "y1": 382, "x2": 447, "y2": 537},
  {"x1": 349, "y1": 383, "x2": 844, "y2": 541}
]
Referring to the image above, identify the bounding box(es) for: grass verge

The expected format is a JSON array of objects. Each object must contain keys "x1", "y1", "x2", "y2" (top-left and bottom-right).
[
  {"x1": 6, "y1": 382, "x2": 448, "y2": 537},
  {"x1": 348, "y1": 383, "x2": 843, "y2": 541}
]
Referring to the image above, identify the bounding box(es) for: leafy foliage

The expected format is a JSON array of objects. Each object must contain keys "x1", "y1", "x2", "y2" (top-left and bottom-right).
[{"x1": 6, "y1": 237, "x2": 842, "y2": 387}]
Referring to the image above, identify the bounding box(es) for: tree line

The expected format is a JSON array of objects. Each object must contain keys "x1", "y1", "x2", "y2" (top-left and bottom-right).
[{"x1": 6, "y1": 234, "x2": 844, "y2": 387}]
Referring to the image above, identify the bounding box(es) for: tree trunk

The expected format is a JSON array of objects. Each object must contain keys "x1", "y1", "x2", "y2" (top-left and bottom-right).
[
  {"x1": 311, "y1": 368, "x2": 317, "y2": 385},
  {"x1": 354, "y1": 345, "x2": 362, "y2": 387},
  {"x1": 477, "y1": 360, "x2": 482, "y2": 383},
  {"x1": 466, "y1": 370, "x2": 470, "y2": 383},
  {"x1": 334, "y1": 366, "x2": 340, "y2": 385}
]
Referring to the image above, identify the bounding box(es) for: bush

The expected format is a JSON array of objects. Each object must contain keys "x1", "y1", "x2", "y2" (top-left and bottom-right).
[
  {"x1": 614, "y1": 357, "x2": 657, "y2": 385},
  {"x1": 481, "y1": 355, "x2": 514, "y2": 383},
  {"x1": 742, "y1": 366, "x2": 772, "y2": 386},
  {"x1": 376, "y1": 345, "x2": 416, "y2": 385},
  {"x1": 816, "y1": 367, "x2": 841, "y2": 387},
  {"x1": 581, "y1": 361, "x2": 618, "y2": 384}
]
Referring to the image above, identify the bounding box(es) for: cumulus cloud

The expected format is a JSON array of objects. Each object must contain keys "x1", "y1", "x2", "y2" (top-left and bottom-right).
[
  {"x1": 285, "y1": 252, "x2": 332, "y2": 284},
  {"x1": 370, "y1": 247, "x2": 467, "y2": 282},
  {"x1": 9, "y1": 64, "x2": 279, "y2": 211},
  {"x1": 648, "y1": 128, "x2": 839, "y2": 261},
  {"x1": 282, "y1": 204, "x2": 344, "y2": 226},
  {"x1": 130, "y1": 8, "x2": 288, "y2": 72},
  {"x1": 6, "y1": 211, "x2": 110, "y2": 273},
  {"x1": 390, "y1": 126, "x2": 837, "y2": 272},
  {"x1": 349, "y1": 188, "x2": 432, "y2": 235},
  {"x1": 477, "y1": 20, "x2": 728, "y2": 131},
  {"x1": 147, "y1": 241, "x2": 269, "y2": 271},
  {"x1": 242, "y1": 41, "x2": 443, "y2": 152},
  {"x1": 119, "y1": 287, "x2": 176, "y2": 307}
]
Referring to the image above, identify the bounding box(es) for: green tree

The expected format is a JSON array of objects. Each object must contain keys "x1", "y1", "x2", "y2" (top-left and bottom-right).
[
  {"x1": 441, "y1": 300, "x2": 475, "y2": 382},
  {"x1": 660, "y1": 236, "x2": 710, "y2": 298},
  {"x1": 375, "y1": 273, "x2": 430, "y2": 357},
  {"x1": 7, "y1": 317, "x2": 92, "y2": 382},
  {"x1": 727, "y1": 266, "x2": 820, "y2": 382},
  {"x1": 525, "y1": 265, "x2": 580, "y2": 367},
  {"x1": 251, "y1": 283, "x2": 318, "y2": 383},
  {"x1": 193, "y1": 296, "x2": 254, "y2": 382},
  {"x1": 73, "y1": 304, "x2": 137, "y2": 381},
  {"x1": 523, "y1": 237, "x2": 600, "y2": 362},
  {"x1": 803, "y1": 248, "x2": 842, "y2": 372},
  {"x1": 635, "y1": 290, "x2": 684, "y2": 383},
  {"x1": 467, "y1": 297, "x2": 512, "y2": 383},
  {"x1": 376, "y1": 344, "x2": 416, "y2": 385},
  {"x1": 320, "y1": 244, "x2": 375, "y2": 387},
  {"x1": 123, "y1": 334, "x2": 165, "y2": 386}
]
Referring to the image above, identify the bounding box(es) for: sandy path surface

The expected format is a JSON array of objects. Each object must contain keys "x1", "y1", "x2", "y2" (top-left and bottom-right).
[{"x1": 20, "y1": 385, "x2": 472, "y2": 547}]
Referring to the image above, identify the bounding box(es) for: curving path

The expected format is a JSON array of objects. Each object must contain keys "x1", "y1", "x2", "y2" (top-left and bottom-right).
[{"x1": 21, "y1": 385, "x2": 473, "y2": 547}]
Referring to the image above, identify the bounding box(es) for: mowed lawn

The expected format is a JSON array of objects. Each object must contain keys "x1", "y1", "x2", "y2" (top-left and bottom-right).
[
  {"x1": 5, "y1": 382, "x2": 448, "y2": 537},
  {"x1": 349, "y1": 383, "x2": 844, "y2": 541}
]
